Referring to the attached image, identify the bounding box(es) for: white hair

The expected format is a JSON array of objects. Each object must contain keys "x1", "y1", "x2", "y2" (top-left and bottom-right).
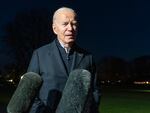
[{"x1": 52, "y1": 7, "x2": 77, "y2": 24}]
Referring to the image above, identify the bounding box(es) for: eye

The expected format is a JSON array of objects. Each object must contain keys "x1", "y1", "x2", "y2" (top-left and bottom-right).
[
  {"x1": 72, "y1": 21, "x2": 78, "y2": 26},
  {"x1": 62, "y1": 22, "x2": 68, "y2": 26}
]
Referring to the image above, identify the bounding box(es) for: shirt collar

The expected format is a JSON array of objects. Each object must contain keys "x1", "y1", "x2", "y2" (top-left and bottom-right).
[{"x1": 57, "y1": 39, "x2": 71, "y2": 53}]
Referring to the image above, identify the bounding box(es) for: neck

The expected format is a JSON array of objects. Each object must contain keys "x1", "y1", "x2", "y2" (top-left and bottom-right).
[
  {"x1": 57, "y1": 39, "x2": 73, "y2": 48},
  {"x1": 64, "y1": 43, "x2": 73, "y2": 48}
]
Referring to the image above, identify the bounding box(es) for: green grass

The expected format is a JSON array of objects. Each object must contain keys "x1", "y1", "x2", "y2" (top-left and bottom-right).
[
  {"x1": 1, "y1": 85, "x2": 150, "y2": 113},
  {"x1": 99, "y1": 86, "x2": 150, "y2": 113}
]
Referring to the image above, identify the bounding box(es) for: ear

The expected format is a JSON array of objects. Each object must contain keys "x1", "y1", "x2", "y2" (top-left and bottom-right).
[{"x1": 52, "y1": 23, "x2": 57, "y2": 35}]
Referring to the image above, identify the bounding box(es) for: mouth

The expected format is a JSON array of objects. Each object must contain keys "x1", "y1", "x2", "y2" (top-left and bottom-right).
[{"x1": 66, "y1": 34, "x2": 75, "y2": 38}]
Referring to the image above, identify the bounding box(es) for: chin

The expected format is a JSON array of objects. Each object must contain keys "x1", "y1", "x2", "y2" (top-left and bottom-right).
[
  {"x1": 65, "y1": 40, "x2": 75, "y2": 45},
  {"x1": 69, "y1": 38, "x2": 75, "y2": 42}
]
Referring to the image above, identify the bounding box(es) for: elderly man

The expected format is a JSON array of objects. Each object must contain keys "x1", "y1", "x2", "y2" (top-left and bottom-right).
[{"x1": 28, "y1": 7, "x2": 100, "y2": 113}]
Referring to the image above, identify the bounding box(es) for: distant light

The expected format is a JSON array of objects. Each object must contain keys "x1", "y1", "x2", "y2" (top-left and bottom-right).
[
  {"x1": 101, "y1": 81, "x2": 105, "y2": 84},
  {"x1": 134, "y1": 81, "x2": 150, "y2": 85},
  {"x1": 146, "y1": 81, "x2": 149, "y2": 84},
  {"x1": 7, "y1": 79, "x2": 13, "y2": 83},
  {"x1": 117, "y1": 80, "x2": 121, "y2": 83}
]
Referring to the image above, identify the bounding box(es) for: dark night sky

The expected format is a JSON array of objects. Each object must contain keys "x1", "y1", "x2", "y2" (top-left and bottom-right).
[{"x1": 1, "y1": 0, "x2": 150, "y2": 67}]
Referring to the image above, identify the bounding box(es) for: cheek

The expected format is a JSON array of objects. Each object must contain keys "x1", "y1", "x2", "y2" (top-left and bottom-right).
[{"x1": 59, "y1": 27, "x2": 66, "y2": 34}]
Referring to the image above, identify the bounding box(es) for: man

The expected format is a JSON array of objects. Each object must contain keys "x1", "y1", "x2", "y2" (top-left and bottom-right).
[{"x1": 28, "y1": 7, "x2": 100, "y2": 113}]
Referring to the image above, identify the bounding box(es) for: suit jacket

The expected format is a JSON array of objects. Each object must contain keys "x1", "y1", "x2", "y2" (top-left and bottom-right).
[{"x1": 27, "y1": 39, "x2": 100, "y2": 113}]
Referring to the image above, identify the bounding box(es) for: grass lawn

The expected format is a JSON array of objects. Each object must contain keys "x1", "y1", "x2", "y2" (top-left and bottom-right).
[
  {"x1": 99, "y1": 85, "x2": 150, "y2": 113},
  {"x1": 1, "y1": 85, "x2": 150, "y2": 113}
]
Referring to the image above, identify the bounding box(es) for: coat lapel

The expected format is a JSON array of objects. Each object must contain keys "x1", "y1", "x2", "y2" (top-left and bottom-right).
[
  {"x1": 71, "y1": 48, "x2": 84, "y2": 71},
  {"x1": 48, "y1": 40, "x2": 68, "y2": 76},
  {"x1": 47, "y1": 40, "x2": 84, "y2": 75}
]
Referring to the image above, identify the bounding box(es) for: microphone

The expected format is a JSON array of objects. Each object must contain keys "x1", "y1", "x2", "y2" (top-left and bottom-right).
[
  {"x1": 7, "y1": 72, "x2": 43, "y2": 113},
  {"x1": 56, "y1": 69, "x2": 91, "y2": 113}
]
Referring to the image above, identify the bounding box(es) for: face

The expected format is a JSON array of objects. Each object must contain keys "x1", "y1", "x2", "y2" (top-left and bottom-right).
[{"x1": 52, "y1": 10, "x2": 78, "y2": 46}]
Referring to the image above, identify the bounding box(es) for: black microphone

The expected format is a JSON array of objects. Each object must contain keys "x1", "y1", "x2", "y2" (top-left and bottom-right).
[
  {"x1": 56, "y1": 69, "x2": 91, "y2": 113},
  {"x1": 7, "y1": 72, "x2": 43, "y2": 113}
]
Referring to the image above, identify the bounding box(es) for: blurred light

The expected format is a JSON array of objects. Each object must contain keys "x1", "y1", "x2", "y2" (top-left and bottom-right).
[
  {"x1": 101, "y1": 81, "x2": 105, "y2": 84},
  {"x1": 7, "y1": 79, "x2": 13, "y2": 83},
  {"x1": 146, "y1": 81, "x2": 149, "y2": 84},
  {"x1": 117, "y1": 80, "x2": 121, "y2": 83},
  {"x1": 134, "y1": 81, "x2": 150, "y2": 85}
]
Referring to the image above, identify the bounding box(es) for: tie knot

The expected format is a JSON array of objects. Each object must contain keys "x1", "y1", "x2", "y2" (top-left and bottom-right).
[{"x1": 64, "y1": 47, "x2": 71, "y2": 54}]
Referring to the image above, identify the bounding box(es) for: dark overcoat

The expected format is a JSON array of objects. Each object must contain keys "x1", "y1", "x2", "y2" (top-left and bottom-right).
[{"x1": 28, "y1": 39, "x2": 100, "y2": 113}]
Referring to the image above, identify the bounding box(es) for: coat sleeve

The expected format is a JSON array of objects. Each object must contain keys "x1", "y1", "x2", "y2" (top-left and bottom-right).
[
  {"x1": 91, "y1": 56, "x2": 101, "y2": 112},
  {"x1": 93, "y1": 72, "x2": 101, "y2": 106},
  {"x1": 83, "y1": 55, "x2": 101, "y2": 113},
  {"x1": 27, "y1": 50, "x2": 45, "y2": 113},
  {"x1": 27, "y1": 50, "x2": 40, "y2": 73}
]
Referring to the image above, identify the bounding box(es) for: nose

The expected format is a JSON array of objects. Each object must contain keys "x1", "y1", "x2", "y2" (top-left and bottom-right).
[{"x1": 68, "y1": 23, "x2": 73, "y2": 31}]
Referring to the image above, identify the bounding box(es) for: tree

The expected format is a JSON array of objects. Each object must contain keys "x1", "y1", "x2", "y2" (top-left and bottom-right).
[
  {"x1": 4, "y1": 8, "x2": 54, "y2": 77},
  {"x1": 130, "y1": 55, "x2": 150, "y2": 80},
  {"x1": 97, "y1": 56, "x2": 129, "y2": 83}
]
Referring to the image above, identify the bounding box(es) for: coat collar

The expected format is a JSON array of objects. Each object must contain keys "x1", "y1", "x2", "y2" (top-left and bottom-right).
[
  {"x1": 48, "y1": 40, "x2": 68, "y2": 76},
  {"x1": 47, "y1": 39, "x2": 84, "y2": 75}
]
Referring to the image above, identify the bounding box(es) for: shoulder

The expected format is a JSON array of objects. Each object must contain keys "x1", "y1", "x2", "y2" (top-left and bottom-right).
[
  {"x1": 34, "y1": 40, "x2": 55, "y2": 53},
  {"x1": 74, "y1": 44, "x2": 92, "y2": 56}
]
